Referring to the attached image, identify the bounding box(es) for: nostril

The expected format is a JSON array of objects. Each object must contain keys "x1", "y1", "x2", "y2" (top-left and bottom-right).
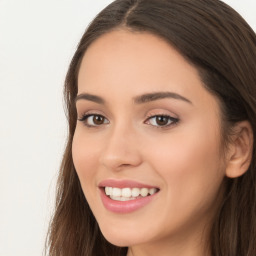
[{"x1": 99, "y1": 136, "x2": 142, "y2": 171}]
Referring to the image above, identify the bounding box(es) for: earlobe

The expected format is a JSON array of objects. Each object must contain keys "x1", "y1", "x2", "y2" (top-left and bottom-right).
[{"x1": 225, "y1": 121, "x2": 253, "y2": 178}]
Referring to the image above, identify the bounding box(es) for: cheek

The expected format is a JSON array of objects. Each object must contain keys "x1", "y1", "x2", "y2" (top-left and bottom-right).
[
  {"x1": 146, "y1": 123, "x2": 225, "y2": 211},
  {"x1": 72, "y1": 130, "x2": 101, "y2": 196}
]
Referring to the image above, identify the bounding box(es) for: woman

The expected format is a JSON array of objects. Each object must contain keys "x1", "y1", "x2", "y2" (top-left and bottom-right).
[{"x1": 46, "y1": 0, "x2": 256, "y2": 255}]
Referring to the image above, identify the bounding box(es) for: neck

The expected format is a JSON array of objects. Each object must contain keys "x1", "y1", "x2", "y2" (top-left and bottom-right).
[
  {"x1": 127, "y1": 239, "x2": 210, "y2": 256},
  {"x1": 126, "y1": 222, "x2": 211, "y2": 256}
]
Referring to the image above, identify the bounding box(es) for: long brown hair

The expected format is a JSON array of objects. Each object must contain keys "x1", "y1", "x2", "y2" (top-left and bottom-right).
[{"x1": 46, "y1": 0, "x2": 256, "y2": 255}]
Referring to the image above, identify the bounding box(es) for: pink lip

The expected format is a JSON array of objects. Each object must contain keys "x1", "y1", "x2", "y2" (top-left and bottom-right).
[
  {"x1": 98, "y1": 179, "x2": 159, "y2": 214},
  {"x1": 98, "y1": 179, "x2": 158, "y2": 189}
]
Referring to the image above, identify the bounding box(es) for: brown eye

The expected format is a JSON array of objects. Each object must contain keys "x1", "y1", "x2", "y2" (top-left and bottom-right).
[
  {"x1": 93, "y1": 115, "x2": 105, "y2": 125},
  {"x1": 146, "y1": 115, "x2": 179, "y2": 128},
  {"x1": 155, "y1": 116, "x2": 169, "y2": 126},
  {"x1": 78, "y1": 114, "x2": 109, "y2": 127}
]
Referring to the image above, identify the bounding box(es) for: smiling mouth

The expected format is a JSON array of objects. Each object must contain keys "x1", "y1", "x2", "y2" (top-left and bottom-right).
[{"x1": 104, "y1": 187, "x2": 160, "y2": 201}]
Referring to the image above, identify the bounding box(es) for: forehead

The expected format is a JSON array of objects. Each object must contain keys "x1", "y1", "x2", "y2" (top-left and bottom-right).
[
  {"x1": 77, "y1": 29, "x2": 220, "y2": 115},
  {"x1": 79, "y1": 30, "x2": 193, "y2": 76},
  {"x1": 79, "y1": 30, "x2": 195, "y2": 89}
]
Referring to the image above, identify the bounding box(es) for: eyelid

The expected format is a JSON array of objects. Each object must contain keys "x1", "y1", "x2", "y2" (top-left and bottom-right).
[
  {"x1": 144, "y1": 113, "x2": 179, "y2": 128},
  {"x1": 77, "y1": 110, "x2": 179, "y2": 128},
  {"x1": 78, "y1": 112, "x2": 109, "y2": 127},
  {"x1": 77, "y1": 109, "x2": 106, "y2": 120}
]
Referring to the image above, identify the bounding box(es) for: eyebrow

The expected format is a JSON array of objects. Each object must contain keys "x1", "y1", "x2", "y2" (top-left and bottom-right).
[
  {"x1": 75, "y1": 91, "x2": 192, "y2": 105},
  {"x1": 75, "y1": 93, "x2": 105, "y2": 104},
  {"x1": 133, "y1": 92, "x2": 192, "y2": 104}
]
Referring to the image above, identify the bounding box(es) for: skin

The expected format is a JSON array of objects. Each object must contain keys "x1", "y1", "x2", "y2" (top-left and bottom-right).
[{"x1": 72, "y1": 30, "x2": 229, "y2": 256}]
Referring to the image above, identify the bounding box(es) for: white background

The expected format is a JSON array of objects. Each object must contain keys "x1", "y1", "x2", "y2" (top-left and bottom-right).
[{"x1": 0, "y1": 1, "x2": 255, "y2": 255}]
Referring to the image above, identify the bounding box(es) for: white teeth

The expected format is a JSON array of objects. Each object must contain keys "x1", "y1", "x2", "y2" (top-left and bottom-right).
[
  {"x1": 105, "y1": 187, "x2": 112, "y2": 196},
  {"x1": 131, "y1": 188, "x2": 140, "y2": 197},
  {"x1": 149, "y1": 188, "x2": 157, "y2": 195},
  {"x1": 122, "y1": 188, "x2": 132, "y2": 197},
  {"x1": 104, "y1": 186, "x2": 158, "y2": 200},
  {"x1": 140, "y1": 188, "x2": 149, "y2": 197},
  {"x1": 110, "y1": 196, "x2": 136, "y2": 201},
  {"x1": 112, "y1": 188, "x2": 121, "y2": 197}
]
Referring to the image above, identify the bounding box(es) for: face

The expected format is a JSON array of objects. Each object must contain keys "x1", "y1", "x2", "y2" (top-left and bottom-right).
[{"x1": 72, "y1": 30, "x2": 226, "y2": 249}]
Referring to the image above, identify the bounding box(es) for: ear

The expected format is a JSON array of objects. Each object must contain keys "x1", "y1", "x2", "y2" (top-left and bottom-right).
[{"x1": 225, "y1": 121, "x2": 253, "y2": 178}]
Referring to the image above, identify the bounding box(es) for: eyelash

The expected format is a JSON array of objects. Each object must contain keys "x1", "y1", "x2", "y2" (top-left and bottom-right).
[
  {"x1": 78, "y1": 114, "x2": 109, "y2": 127},
  {"x1": 144, "y1": 114, "x2": 179, "y2": 128},
  {"x1": 78, "y1": 113, "x2": 179, "y2": 128}
]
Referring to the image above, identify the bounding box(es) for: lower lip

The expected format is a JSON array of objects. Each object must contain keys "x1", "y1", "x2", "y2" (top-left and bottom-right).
[{"x1": 99, "y1": 188, "x2": 158, "y2": 213}]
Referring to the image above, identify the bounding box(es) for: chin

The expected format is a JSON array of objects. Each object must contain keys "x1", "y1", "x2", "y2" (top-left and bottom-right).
[{"x1": 99, "y1": 223, "x2": 151, "y2": 247}]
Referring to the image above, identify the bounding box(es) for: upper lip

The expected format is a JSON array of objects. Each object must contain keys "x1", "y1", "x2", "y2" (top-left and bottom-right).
[{"x1": 98, "y1": 179, "x2": 159, "y2": 189}]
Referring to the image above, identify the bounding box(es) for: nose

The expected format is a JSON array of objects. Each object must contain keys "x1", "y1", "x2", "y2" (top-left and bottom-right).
[{"x1": 99, "y1": 125, "x2": 142, "y2": 171}]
